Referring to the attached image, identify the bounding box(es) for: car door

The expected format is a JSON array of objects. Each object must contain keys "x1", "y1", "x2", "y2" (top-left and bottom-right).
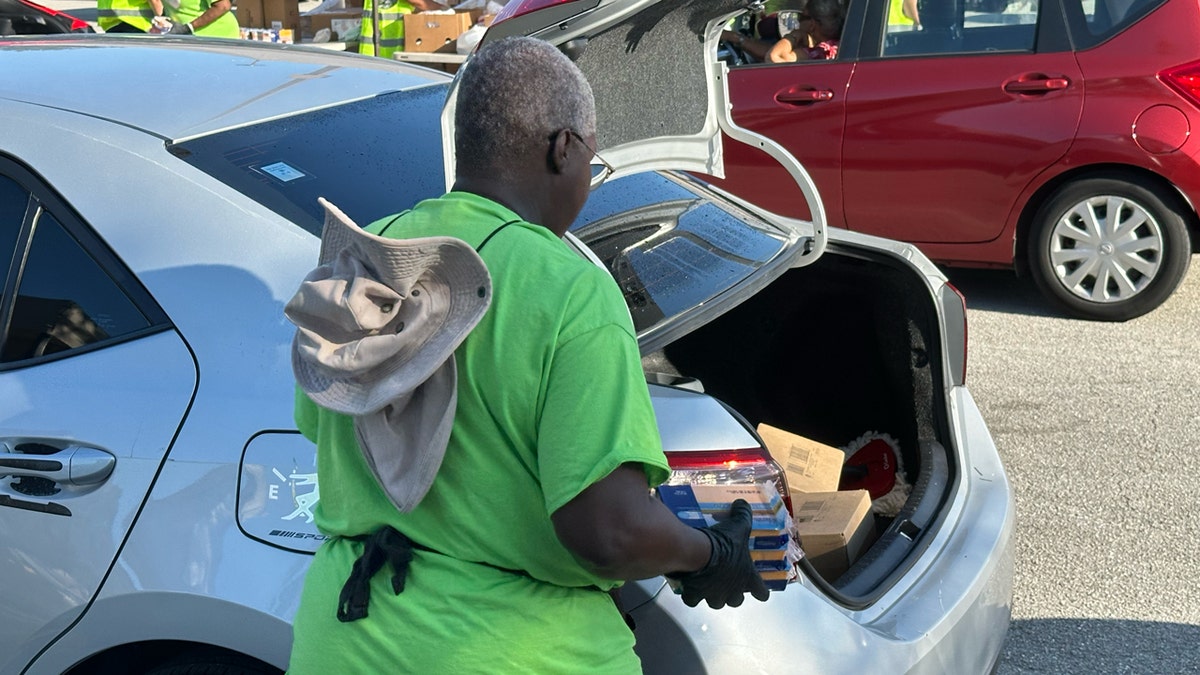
[
  {"x1": 841, "y1": 0, "x2": 1083, "y2": 243},
  {"x1": 0, "y1": 162, "x2": 195, "y2": 672}
]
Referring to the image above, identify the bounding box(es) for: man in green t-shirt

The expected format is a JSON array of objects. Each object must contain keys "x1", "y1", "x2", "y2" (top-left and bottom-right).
[{"x1": 287, "y1": 37, "x2": 768, "y2": 673}]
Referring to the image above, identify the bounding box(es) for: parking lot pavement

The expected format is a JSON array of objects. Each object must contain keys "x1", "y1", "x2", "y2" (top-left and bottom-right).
[{"x1": 949, "y1": 258, "x2": 1200, "y2": 674}]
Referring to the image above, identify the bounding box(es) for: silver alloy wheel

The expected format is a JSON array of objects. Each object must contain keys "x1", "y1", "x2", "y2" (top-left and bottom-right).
[{"x1": 1048, "y1": 194, "x2": 1163, "y2": 303}]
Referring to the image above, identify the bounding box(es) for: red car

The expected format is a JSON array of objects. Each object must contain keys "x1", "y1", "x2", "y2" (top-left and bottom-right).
[
  {"x1": 714, "y1": 0, "x2": 1200, "y2": 321},
  {"x1": 0, "y1": 0, "x2": 92, "y2": 34}
]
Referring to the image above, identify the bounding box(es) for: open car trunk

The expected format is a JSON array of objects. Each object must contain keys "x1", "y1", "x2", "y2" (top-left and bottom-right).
[
  {"x1": 569, "y1": 172, "x2": 955, "y2": 601},
  {"x1": 642, "y1": 243, "x2": 953, "y2": 598}
]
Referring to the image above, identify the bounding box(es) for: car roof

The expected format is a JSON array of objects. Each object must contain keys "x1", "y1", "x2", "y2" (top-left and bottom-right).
[{"x1": 0, "y1": 36, "x2": 448, "y2": 141}]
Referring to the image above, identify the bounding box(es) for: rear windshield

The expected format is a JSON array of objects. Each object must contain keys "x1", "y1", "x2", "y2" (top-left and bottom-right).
[
  {"x1": 572, "y1": 174, "x2": 793, "y2": 334},
  {"x1": 175, "y1": 90, "x2": 794, "y2": 337},
  {"x1": 173, "y1": 84, "x2": 451, "y2": 235}
]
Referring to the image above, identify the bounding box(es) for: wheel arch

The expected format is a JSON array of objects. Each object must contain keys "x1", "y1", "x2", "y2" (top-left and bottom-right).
[
  {"x1": 64, "y1": 640, "x2": 282, "y2": 675},
  {"x1": 27, "y1": 591, "x2": 292, "y2": 675},
  {"x1": 1012, "y1": 163, "x2": 1200, "y2": 278}
]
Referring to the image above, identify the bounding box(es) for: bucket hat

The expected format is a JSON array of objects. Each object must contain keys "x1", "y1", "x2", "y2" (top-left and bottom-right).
[{"x1": 285, "y1": 197, "x2": 492, "y2": 512}]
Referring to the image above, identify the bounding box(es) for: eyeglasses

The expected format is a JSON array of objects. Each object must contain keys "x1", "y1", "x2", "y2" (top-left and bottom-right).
[{"x1": 569, "y1": 129, "x2": 615, "y2": 190}]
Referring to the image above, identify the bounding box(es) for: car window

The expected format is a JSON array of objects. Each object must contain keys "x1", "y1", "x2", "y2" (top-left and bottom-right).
[
  {"x1": 1, "y1": 209, "x2": 151, "y2": 364},
  {"x1": 175, "y1": 85, "x2": 450, "y2": 236},
  {"x1": 0, "y1": 174, "x2": 30, "y2": 294},
  {"x1": 1061, "y1": 0, "x2": 1164, "y2": 48},
  {"x1": 570, "y1": 173, "x2": 794, "y2": 335},
  {"x1": 883, "y1": 0, "x2": 1039, "y2": 56}
]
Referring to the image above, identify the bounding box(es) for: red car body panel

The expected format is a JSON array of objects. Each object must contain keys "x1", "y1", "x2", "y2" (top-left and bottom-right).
[{"x1": 710, "y1": 0, "x2": 1200, "y2": 272}]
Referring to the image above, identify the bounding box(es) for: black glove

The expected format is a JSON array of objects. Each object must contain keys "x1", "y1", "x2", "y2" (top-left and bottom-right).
[
  {"x1": 668, "y1": 499, "x2": 771, "y2": 609},
  {"x1": 167, "y1": 20, "x2": 193, "y2": 34}
]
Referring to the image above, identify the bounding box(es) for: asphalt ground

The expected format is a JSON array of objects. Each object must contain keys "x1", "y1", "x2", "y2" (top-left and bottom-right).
[
  {"x1": 20, "y1": 7, "x2": 1200, "y2": 667},
  {"x1": 948, "y1": 257, "x2": 1200, "y2": 674}
]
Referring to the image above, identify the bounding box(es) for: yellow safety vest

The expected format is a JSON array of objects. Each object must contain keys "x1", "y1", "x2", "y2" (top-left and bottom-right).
[
  {"x1": 358, "y1": 0, "x2": 414, "y2": 59},
  {"x1": 97, "y1": 0, "x2": 155, "y2": 32},
  {"x1": 165, "y1": 0, "x2": 241, "y2": 38}
]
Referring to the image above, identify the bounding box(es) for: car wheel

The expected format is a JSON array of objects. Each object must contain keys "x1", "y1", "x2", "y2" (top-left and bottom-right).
[
  {"x1": 1028, "y1": 175, "x2": 1192, "y2": 321},
  {"x1": 144, "y1": 650, "x2": 279, "y2": 675}
]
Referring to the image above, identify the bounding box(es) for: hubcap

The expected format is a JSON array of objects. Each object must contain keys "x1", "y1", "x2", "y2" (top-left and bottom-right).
[{"x1": 1048, "y1": 195, "x2": 1163, "y2": 303}]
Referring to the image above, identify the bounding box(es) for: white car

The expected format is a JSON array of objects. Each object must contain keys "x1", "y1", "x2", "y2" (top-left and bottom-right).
[{"x1": 0, "y1": 5, "x2": 1012, "y2": 673}]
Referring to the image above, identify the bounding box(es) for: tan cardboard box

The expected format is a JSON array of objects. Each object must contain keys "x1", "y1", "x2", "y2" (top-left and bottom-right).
[
  {"x1": 235, "y1": 0, "x2": 265, "y2": 28},
  {"x1": 402, "y1": 10, "x2": 473, "y2": 53},
  {"x1": 301, "y1": 10, "x2": 362, "y2": 40},
  {"x1": 792, "y1": 489, "x2": 874, "y2": 580},
  {"x1": 757, "y1": 423, "x2": 845, "y2": 494},
  {"x1": 262, "y1": 0, "x2": 300, "y2": 34}
]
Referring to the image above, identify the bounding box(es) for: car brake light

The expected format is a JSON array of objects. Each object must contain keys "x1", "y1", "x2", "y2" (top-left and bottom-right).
[
  {"x1": 664, "y1": 447, "x2": 792, "y2": 515},
  {"x1": 1159, "y1": 61, "x2": 1200, "y2": 110},
  {"x1": 491, "y1": 0, "x2": 584, "y2": 25}
]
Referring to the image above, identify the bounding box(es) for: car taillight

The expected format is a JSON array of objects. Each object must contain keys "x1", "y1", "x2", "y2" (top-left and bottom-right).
[
  {"x1": 1159, "y1": 61, "x2": 1200, "y2": 110},
  {"x1": 664, "y1": 447, "x2": 792, "y2": 515},
  {"x1": 491, "y1": 0, "x2": 587, "y2": 25}
]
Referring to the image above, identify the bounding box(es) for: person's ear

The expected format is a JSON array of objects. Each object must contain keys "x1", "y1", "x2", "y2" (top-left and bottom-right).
[{"x1": 548, "y1": 128, "x2": 572, "y2": 175}]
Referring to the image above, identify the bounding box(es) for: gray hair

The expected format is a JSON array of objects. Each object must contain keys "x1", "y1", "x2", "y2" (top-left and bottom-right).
[{"x1": 454, "y1": 37, "x2": 597, "y2": 172}]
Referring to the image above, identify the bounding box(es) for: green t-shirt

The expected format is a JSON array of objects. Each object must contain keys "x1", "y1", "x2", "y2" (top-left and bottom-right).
[{"x1": 289, "y1": 192, "x2": 669, "y2": 673}]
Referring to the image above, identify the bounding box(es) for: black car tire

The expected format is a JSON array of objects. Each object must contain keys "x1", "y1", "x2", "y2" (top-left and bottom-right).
[{"x1": 1028, "y1": 174, "x2": 1192, "y2": 321}]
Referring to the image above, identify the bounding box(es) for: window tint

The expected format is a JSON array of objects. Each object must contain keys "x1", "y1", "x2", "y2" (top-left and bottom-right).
[
  {"x1": 176, "y1": 86, "x2": 449, "y2": 236},
  {"x1": 883, "y1": 0, "x2": 1038, "y2": 56},
  {"x1": 571, "y1": 173, "x2": 791, "y2": 334},
  {"x1": 1, "y1": 210, "x2": 150, "y2": 363},
  {"x1": 1065, "y1": 0, "x2": 1163, "y2": 46},
  {"x1": 0, "y1": 175, "x2": 30, "y2": 287}
]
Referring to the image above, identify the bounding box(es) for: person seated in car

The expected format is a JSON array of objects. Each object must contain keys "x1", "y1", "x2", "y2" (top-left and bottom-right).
[
  {"x1": 721, "y1": 0, "x2": 845, "y2": 63},
  {"x1": 768, "y1": 0, "x2": 845, "y2": 62}
]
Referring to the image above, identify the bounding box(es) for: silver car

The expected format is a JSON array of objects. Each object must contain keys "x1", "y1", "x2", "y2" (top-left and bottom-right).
[{"x1": 0, "y1": 10, "x2": 1012, "y2": 674}]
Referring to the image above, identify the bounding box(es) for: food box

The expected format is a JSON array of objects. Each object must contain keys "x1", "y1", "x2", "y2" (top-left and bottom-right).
[
  {"x1": 301, "y1": 10, "x2": 362, "y2": 40},
  {"x1": 757, "y1": 423, "x2": 845, "y2": 494},
  {"x1": 791, "y1": 489, "x2": 875, "y2": 579},
  {"x1": 657, "y1": 482, "x2": 795, "y2": 592},
  {"x1": 402, "y1": 10, "x2": 473, "y2": 53}
]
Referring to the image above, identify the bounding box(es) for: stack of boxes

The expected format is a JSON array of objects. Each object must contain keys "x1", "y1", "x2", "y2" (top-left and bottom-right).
[
  {"x1": 235, "y1": 0, "x2": 301, "y2": 42},
  {"x1": 657, "y1": 482, "x2": 796, "y2": 592},
  {"x1": 657, "y1": 422, "x2": 883, "y2": 597},
  {"x1": 757, "y1": 423, "x2": 876, "y2": 581}
]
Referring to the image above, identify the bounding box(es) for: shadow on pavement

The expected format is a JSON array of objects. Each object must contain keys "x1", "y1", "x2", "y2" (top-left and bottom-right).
[
  {"x1": 998, "y1": 618, "x2": 1200, "y2": 674},
  {"x1": 940, "y1": 267, "x2": 1063, "y2": 319}
]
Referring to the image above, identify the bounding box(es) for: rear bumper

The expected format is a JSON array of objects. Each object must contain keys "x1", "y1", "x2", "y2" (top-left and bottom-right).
[{"x1": 629, "y1": 386, "x2": 1014, "y2": 673}]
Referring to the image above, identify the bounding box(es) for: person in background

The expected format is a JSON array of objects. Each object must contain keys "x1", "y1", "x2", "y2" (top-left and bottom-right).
[
  {"x1": 358, "y1": 0, "x2": 447, "y2": 59},
  {"x1": 160, "y1": 0, "x2": 239, "y2": 36},
  {"x1": 722, "y1": 0, "x2": 846, "y2": 63},
  {"x1": 286, "y1": 36, "x2": 768, "y2": 674},
  {"x1": 889, "y1": 0, "x2": 920, "y2": 30},
  {"x1": 97, "y1": 0, "x2": 164, "y2": 32},
  {"x1": 767, "y1": 0, "x2": 845, "y2": 61}
]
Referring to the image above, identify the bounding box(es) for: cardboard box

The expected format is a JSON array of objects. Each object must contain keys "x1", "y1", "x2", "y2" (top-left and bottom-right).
[
  {"x1": 402, "y1": 10, "x2": 473, "y2": 53},
  {"x1": 262, "y1": 0, "x2": 300, "y2": 34},
  {"x1": 236, "y1": 0, "x2": 265, "y2": 28},
  {"x1": 791, "y1": 490, "x2": 875, "y2": 580},
  {"x1": 758, "y1": 423, "x2": 845, "y2": 494},
  {"x1": 301, "y1": 10, "x2": 362, "y2": 40}
]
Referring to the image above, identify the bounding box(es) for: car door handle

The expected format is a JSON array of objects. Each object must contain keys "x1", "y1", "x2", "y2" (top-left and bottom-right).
[
  {"x1": 1003, "y1": 76, "x2": 1070, "y2": 94},
  {"x1": 0, "y1": 443, "x2": 115, "y2": 485},
  {"x1": 776, "y1": 87, "x2": 835, "y2": 105}
]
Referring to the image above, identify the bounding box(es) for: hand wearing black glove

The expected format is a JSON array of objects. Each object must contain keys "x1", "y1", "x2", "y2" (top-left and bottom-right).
[
  {"x1": 667, "y1": 499, "x2": 771, "y2": 609},
  {"x1": 167, "y1": 20, "x2": 193, "y2": 34}
]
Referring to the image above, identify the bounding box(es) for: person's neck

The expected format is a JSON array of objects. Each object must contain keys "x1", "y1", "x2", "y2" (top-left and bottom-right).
[{"x1": 452, "y1": 175, "x2": 563, "y2": 236}]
